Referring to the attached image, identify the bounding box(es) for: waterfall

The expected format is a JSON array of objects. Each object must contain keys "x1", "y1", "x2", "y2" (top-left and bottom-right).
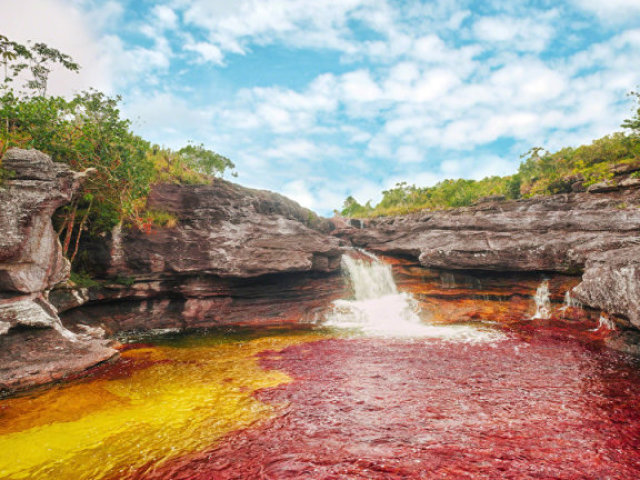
[
  {"x1": 532, "y1": 280, "x2": 551, "y2": 319},
  {"x1": 560, "y1": 290, "x2": 582, "y2": 312},
  {"x1": 323, "y1": 250, "x2": 504, "y2": 341},
  {"x1": 590, "y1": 314, "x2": 616, "y2": 332}
]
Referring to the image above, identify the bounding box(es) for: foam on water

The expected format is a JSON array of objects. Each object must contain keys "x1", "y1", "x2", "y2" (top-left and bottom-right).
[{"x1": 324, "y1": 251, "x2": 503, "y2": 342}]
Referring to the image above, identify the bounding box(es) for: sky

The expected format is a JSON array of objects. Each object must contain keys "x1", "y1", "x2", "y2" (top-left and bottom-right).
[{"x1": 2, "y1": 0, "x2": 640, "y2": 215}]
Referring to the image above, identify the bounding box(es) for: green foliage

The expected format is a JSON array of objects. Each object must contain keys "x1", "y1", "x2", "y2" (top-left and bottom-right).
[
  {"x1": 143, "y1": 209, "x2": 178, "y2": 228},
  {"x1": 342, "y1": 132, "x2": 640, "y2": 218},
  {"x1": 340, "y1": 196, "x2": 373, "y2": 217},
  {"x1": 146, "y1": 145, "x2": 210, "y2": 185},
  {"x1": 69, "y1": 271, "x2": 101, "y2": 288},
  {"x1": 622, "y1": 91, "x2": 640, "y2": 134},
  {"x1": 177, "y1": 143, "x2": 236, "y2": 178},
  {"x1": 0, "y1": 35, "x2": 236, "y2": 276}
]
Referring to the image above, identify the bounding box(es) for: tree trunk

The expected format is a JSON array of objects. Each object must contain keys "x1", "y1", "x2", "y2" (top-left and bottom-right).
[
  {"x1": 62, "y1": 201, "x2": 78, "y2": 256},
  {"x1": 69, "y1": 199, "x2": 92, "y2": 265}
]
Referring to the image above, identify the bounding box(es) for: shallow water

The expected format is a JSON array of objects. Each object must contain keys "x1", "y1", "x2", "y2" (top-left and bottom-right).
[{"x1": 2, "y1": 257, "x2": 640, "y2": 479}]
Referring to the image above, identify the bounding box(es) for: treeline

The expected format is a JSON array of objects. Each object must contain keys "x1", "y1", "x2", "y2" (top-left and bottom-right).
[
  {"x1": 0, "y1": 36, "x2": 235, "y2": 265},
  {"x1": 341, "y1": 94, "x2": 640, "y2": 218}
]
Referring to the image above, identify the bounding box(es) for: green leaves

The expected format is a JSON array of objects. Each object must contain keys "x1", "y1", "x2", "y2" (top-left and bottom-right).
[
  {"x1": 0, "y1": 37, "x2": 79, "y2": 96},
  {"x1": 622, "y1": 91, "x2": 640, "y2": 134},
  {"x1": 177, "y1": 143, "x2": 236, "y2": 178}
]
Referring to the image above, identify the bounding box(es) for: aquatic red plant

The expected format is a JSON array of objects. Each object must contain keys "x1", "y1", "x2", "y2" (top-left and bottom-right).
[{"x1": 136, "y1": 333, "x2": 640, "y2": 479}]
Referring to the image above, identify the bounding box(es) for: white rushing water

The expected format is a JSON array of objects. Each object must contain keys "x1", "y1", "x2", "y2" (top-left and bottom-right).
[
  {"x1": 532, "y1": 280, "x2": 551, "y2": 319},
  {"x1": 323, "y1": 250, "x2": 504, "y2": 342}
]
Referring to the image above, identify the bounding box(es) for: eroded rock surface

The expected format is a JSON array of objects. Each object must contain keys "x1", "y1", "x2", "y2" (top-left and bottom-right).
[
  {"x1": 334, "y1": 189, "x2": 640, "y2": 273},
  {"x1": 0, "y1": 149, "x2": 81, "y2": 293},
  {"x1": 86, "y1": 182, "x2": 342, "y2": 280},
  {"x1": 0, "y1": 149, "x2": 116, "y2": 396},
  {"x1": 573, "y1": 246, "x2": 640, "y2": 329},
  {"x1": 54, "y1": 181, "x2": 346, "y2": 334}
]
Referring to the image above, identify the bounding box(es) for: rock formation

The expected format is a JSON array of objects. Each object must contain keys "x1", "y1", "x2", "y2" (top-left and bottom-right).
[
  {"x1": 334, "y1": 187, "x2": 640, "y2": 337},
  {"x1": 333, "y1": 189, "x2": 640, "y2": 273},
  {"x1": 0, "y1": 149, "x2": 116, "y2": 395},
  {"x1": 1, "y1": 150, "x2": 346, "y2": 395},
  {"x1": 86, "y1": 181, "x2": 342, "y2": 279},
  {"x1": 53, "y1": 181, "x2": 345, "y2": 334},
  {"x1": 573, "y1": 246, "x2": 640, "y2": 330}
]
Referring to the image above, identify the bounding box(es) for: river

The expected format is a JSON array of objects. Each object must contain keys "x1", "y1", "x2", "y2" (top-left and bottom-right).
[{"x1": 1, "y1": 252, "x2": 640, "y2": 479}]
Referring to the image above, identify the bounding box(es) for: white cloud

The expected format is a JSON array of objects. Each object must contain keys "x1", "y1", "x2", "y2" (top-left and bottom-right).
[
  {"x1": 265, "y1": 140, "x2": 319, "y2": 160},
  {"x1": 572, "y1": 0, "x2": 640, "y2": 22},
  {"x1": 341, "y1": 70, "x2": 383, "y2": 103},
  {"x1": 396, "y1": 145, "x2": 424, "y2": 163},
  {"x1": 473, "y1": 15, "x2": 555, "y2": 52},
  {"x1": 184, "y1": 41, "x2": 224, "y2": 65},
  {"x1": 0, "y1": 0, "x2": 112, "y2": 95},
  {"x1": 153, "y1": 5, "x2": 179, "y2": 30}
]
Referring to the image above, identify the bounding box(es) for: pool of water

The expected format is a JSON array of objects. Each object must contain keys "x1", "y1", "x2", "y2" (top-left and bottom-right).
[{"x1": 2, "y1": 254, "x2": 640, "y2": 479}]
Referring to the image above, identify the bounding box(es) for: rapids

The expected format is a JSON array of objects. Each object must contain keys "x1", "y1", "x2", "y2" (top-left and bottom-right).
[{"x1": 1, "y1": 252, "x2": 640, "y2": 479}]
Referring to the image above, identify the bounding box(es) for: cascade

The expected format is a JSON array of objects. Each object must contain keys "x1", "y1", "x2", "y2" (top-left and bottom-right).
[
  {"x1": 324, "y1": 250, "x2": 503, "y2": 341},
  {"x1": 560, "y1": 290, "x2": 582, "y2": 312},
  {"x1": 590, "y1": 314, "x2": 616, "y2": 331},
  {"x1": 532, "y1": 280, "x2": 551, "y2": 319}
]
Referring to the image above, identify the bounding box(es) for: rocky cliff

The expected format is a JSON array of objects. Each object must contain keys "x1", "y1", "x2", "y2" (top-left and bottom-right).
[
  {"x1": 334, "y1": 188, "x2": 640, "y2": 335},
  {"x1": 0, "y1": 149, "x2": 116, "y2": 395},
  {"x1": 53, "y1": 181, "x2": 345, "y2": 334},
  {"x1": 0, "y1": 149, "x2": 345, "y2": 395}
]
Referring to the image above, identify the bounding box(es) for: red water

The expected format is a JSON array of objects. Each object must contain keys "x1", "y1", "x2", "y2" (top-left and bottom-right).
[{"x1": 132, "y1": 330, "x2": 640, "y2": 479}]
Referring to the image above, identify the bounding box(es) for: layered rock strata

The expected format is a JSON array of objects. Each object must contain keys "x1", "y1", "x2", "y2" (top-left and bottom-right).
[
  {"x1": 334, "y1": 189, "x2": 640, "y2": 273},
  {"x1": 334, "y1": 188, "x2": 640, "y2": 339},
  {"x1": 0, "y1": 149, "x2": 116, "y2": 395},
  {"x1": 54, "y1": 181, "x2": 345, "y2": 334}
]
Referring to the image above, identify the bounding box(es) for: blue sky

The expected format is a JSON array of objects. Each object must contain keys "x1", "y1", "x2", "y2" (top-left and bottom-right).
[{"x1": 3, "y1": 0, "x2": 640, "y2": 214}]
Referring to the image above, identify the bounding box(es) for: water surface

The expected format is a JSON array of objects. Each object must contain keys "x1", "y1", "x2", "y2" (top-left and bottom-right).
[{"x1": 2, "y1": 254, "x2": 640, "y2": 479}]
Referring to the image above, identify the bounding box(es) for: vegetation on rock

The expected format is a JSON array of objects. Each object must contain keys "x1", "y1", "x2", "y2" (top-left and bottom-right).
[
  {"x1": 340, "y1": 95, "x2": 640, "y2": 218},
  {"x1": 0, "y1": 36, "x2": 235, "y2": 266}
]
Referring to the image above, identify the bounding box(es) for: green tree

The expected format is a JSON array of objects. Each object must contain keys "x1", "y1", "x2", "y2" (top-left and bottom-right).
[
  {"x1": 178, "y1": 143, "x2": 236, "y2": 178},
  {"x1": 9, "y1": 40, "x2": 79, "y2": 96},
  {"x1": 622, "y1": 91, "x2": 640, "y2": 134}
]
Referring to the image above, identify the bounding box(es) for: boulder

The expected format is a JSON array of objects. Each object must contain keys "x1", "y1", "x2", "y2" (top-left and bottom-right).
[
  {"x1": 0, "y1": 149, "x2": 83, "y2": 293},
  {"x1": 573, "y1": 246, "x2": 640, "y2": 329}
]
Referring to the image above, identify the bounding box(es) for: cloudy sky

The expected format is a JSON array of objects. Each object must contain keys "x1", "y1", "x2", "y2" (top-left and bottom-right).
[{"x1": 2, "y1": 0, "x2": 640, "y2": 214}]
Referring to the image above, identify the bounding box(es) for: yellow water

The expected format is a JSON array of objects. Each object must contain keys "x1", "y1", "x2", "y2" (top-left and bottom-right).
[{"x1": 0, "y1": 329, "x2": 323, "y2": 480}]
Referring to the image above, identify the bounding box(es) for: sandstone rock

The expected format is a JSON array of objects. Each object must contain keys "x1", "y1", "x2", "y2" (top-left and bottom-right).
[
  {"x1": 59, "y1": 272, "x2": 346, "y2": 334},
  {"x1": 334, "y1": 190, "x2": 640, "y2": 273},
  {"x1": 0, "y1": 149, "x2": 118, "y2": 396},
  {"x1": 0, "y1": 149, "x2": 83, "y2": 293},
  {"x1": 611, "y1": 162, "x2": 640, "y2": 175},
  {"x1": 475, "y1": 195, "x2": 505, "y2": 204},
  {"x1": 619, "y1": 177, "x2": 640, "y2": 189},
  {"x1": 0, "y1": 294, "x2": 59, "y2": 331},
  {"x1": 84, "y1": 182, "x2": 342, "y2": 280},
  {"x1": 587, "y1": 181, "x2": 618, "y2": 193},
  {"x1": 573, "y1": 246, "x2": 640, "y2": 329},
  {"x1": 0, "y1": 328, "x2": 117, "y2": 396}
]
